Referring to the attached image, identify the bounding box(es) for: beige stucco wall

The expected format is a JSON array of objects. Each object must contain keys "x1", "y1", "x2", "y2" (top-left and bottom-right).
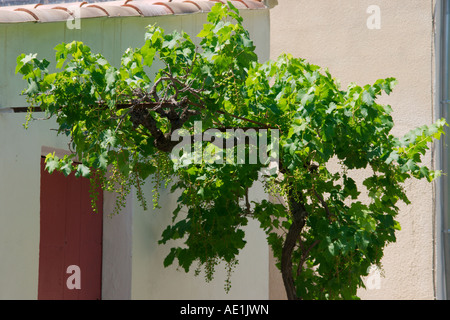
[
  {"x1": 269, "y1": 0, "x2": 438, "y2": 299},
  {"x1": 0, "y1": 8, "x2": 271, "y2": 299}
]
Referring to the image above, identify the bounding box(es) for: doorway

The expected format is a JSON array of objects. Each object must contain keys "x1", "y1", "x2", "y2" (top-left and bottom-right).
[{"x1": 38, "y1": 157, "x2": 103, "y2": 300}]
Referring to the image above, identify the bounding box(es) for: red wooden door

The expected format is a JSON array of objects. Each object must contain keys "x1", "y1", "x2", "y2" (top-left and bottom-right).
[{"x1": 38, "y1": 157, "x2": 103, "y2": 300}]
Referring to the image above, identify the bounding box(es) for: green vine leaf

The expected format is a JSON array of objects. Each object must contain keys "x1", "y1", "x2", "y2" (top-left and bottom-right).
[{"x1": 17, "y1": 1, "x2": 447, "y2": 300}]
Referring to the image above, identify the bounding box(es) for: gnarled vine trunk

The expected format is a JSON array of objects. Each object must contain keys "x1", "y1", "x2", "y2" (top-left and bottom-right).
[{"x1": 281, "y1": 188, "x2": 308, "y2": 300}]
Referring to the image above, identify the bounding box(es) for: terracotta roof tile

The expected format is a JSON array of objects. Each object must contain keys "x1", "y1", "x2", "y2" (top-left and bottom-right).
[
  {"x1": 121, "y1": 1, "x2": 169, "y2": 16},
  {"x1": 236, "y1": 0, "x2": 265, "y2": 9},
  {"x1": 77, "y1": 5, "x2": 109, "y2": 18},
  {"x1": 37, "y1": 2, "x2": 87, "y2": 9},
  {"x1": 0, "y1": 8, "x2": 35, "y2": 22},
  {"x1": 0, "y1": 0, "x2": 266, "y2": 23},
  {"x1": 152, "y1": 1, "x2": 200, "y2": 15},
  {"x1": 22, "y1": 7, "x2": 73, "y2": 21},
  {"x1": 181, "y1": 0, "x2": 214, "y2": 11},
  {"x1": 85, "y1": 4, "x2": 138, "y2": 17}
]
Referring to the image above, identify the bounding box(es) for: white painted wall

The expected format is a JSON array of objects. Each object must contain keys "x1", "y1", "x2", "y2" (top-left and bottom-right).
[
  {"x1": 125, "y1": 10, "x2": 271, "y2": 300},
  {"x1": 0, "y1": 8, "x2": 271, "y2": 299},
  {"x1": 130, "y1": 179, "x2": 269, "y2": 299},
  {"x1": 0, "y1": 115, "x2": 70, "y2": 299}
]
